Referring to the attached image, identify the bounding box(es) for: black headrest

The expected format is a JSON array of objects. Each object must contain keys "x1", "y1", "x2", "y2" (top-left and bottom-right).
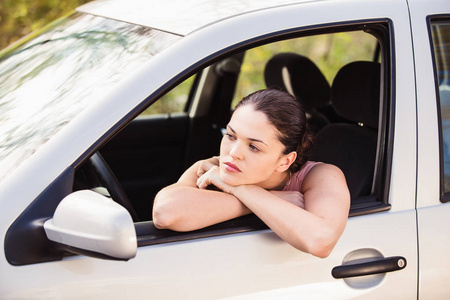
[
  {"x1": 331, "y1": 61, "x2": 381, "y2": 129},
  {"x1": 264, "y1": 53, "x2": 330, "y2": 109}
]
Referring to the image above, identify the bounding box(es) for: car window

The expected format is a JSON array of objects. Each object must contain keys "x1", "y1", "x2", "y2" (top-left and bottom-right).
[
  {"x1": 140, "y1": 74, "x2": 196, "y2": 115},
  {"x1": 127, "y1": 23, "x2": 392, "y2": 250},
  {"x1": 430, "y1": 19, "x2": 450, "y2": 194}
]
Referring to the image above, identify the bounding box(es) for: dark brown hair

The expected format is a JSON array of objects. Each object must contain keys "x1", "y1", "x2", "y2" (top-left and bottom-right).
[{"x1": 235, "y1": 89, "x2": 313, "y2": 172}]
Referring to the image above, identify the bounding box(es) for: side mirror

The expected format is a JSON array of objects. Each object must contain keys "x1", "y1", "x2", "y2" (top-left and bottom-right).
[{"x1": 44, "y1": 190, "x2": 137, "y2": 260}]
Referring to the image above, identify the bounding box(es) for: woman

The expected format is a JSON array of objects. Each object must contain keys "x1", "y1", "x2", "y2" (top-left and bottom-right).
[{"x1": 153, "y1": 89, "x2": 350, "y2": 258}]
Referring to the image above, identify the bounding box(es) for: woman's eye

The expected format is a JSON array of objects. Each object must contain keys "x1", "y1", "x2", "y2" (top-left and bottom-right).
[
  {"x1": 249, "y1": 144, "x2": 260, "y2": 152},
  {"x1": 225, "y1": 133, "x2": 236, "y2": 140}
]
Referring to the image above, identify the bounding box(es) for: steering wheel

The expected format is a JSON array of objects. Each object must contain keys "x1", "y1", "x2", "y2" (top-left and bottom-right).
[{"x1": 89, "y1": 152, "x2": 139, "y2": 222}]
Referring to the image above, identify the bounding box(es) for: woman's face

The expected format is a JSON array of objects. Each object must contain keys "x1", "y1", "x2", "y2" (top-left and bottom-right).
[{"x1": 219, "y1": 104, "x2": 290, "y2": 188}]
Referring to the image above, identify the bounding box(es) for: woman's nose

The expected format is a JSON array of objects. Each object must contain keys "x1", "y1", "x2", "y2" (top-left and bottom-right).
[{"x1": 230, "y1": 143, "x2": 244, "y2": 160}]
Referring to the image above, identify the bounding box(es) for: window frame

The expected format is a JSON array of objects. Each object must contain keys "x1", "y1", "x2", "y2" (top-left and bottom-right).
[{"x1": 135, "y1": 19, "x2": 395, "y2": 242}]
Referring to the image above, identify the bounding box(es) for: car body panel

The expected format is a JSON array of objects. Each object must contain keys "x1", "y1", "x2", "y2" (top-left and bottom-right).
[
  {"x1": 77, "y1": 0, "x2": 318, "y2": 36},
  {"x1": 410, "y1": 0, "x2": 450, "y2": 298},
  {"x1": 413, "y1": 0, "x2": 443, "y2": 210},
  {"x1": 3, "y1": 212, "x2": 417, "y2": 299}
]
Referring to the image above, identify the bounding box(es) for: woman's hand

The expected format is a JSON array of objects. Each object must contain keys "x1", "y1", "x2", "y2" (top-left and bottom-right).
[
  {"x1": 196, "y1": 166, "x2": 234, "y2": 194},
  {"x1": 196, "y1": 156, "x2": 220, "y2": 178},
  {"x1": 153, "y1": 158, "x2": 252, "y2": 232},
  {"x1": 270, "y1": 190, "x2": 305, "y2": 208}
]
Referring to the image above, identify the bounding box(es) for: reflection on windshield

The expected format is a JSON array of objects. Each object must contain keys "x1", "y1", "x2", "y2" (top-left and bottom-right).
[{"x1": 0, "y1": 13, "x2": 180, "y2": 182}]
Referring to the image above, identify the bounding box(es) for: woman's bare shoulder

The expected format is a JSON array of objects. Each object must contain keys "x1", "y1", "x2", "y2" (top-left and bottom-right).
[
  {"x1": 303, "y1": 162, "x2": 348, "y2": 192},
  {"x1": 311, "y1": 162, "x2": 344, "y2": 175},
  {"x1": 302, "y1": 162, "x2": 350, "y2": 221}
]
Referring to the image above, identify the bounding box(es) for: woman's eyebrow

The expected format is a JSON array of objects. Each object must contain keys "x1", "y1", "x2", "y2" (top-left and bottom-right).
[{"x1": 227, "y1": 125, "x2": 268, "y2": 146}]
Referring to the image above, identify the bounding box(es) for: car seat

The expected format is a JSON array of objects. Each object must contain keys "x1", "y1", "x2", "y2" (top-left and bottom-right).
[
  {"x1": 264, "y1": 52, "x2": 330, "y2": 133},
  {"x1": 310, "y1": 61, "x2": 381, "y2": 199}
]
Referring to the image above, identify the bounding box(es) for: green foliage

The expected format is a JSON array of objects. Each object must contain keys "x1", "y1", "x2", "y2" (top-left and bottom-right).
[
  {"x1": 0, "y1": 0, "x2": 91, "y2": 50},
  {"x1": 142, "y1": 75, "x2": 196, "y2": 116}
]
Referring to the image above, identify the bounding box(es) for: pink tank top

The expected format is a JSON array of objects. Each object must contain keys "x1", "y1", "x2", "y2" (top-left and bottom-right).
[{"x1": 282, "y1": 161, "x2": 320, "y2": 192}]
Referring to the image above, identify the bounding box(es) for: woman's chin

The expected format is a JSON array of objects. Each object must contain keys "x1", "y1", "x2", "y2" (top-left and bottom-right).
[{"x1": 220, "y1": 172, "x2": 243, "y2": 187}]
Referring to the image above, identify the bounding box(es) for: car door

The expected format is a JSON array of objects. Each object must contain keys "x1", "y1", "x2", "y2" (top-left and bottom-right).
[
  {"x1": 412, "y1": 0, "x2": 450, "y2": 298},
  {"x1": 2, "y1": 1, "x2": 420, "y2": 299}
]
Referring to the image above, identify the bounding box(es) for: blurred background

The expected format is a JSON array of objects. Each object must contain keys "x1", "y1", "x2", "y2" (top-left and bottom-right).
[{"x1": 0, "y1": 0, "x2": 91, "y2": 50}]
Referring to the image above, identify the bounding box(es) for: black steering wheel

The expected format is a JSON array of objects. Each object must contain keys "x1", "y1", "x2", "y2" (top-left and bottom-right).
[{"x1": 89, "y1": 152, "x2": 139, "y2": 222}]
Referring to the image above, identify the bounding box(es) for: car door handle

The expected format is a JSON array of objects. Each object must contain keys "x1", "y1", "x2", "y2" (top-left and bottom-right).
[{"x1": 332, "y1": 256, "x2": 407, "y2": 279}]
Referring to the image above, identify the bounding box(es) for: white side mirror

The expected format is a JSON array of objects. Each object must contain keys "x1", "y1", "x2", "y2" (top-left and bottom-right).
[{"x1": 44, "y1": 190, "x2": 137, "y2": 260}]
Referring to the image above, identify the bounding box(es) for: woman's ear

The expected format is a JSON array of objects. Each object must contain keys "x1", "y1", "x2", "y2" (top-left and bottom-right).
[{"x1": 276, "y1": 151, "x2": 297, "y2": 172}]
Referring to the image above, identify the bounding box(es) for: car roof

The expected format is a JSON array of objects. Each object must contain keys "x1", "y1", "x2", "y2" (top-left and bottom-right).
[{"x1": 77, "y1": 0, "x2": 313, "y2": 36}]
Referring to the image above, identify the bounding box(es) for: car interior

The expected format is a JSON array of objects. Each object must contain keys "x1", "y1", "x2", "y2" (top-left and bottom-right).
[{"x1": 73, "y1": 22, "x2": 393, "y2": 244}]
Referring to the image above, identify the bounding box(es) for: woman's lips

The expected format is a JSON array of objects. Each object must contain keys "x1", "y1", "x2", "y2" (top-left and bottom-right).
[{"x1": 224, "y1": 162, "x2": 241, "y2": 172}]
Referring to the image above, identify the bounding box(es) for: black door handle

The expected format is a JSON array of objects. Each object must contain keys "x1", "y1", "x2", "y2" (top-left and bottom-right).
[{"x1": 332, "y1": 256, "x2": 407, "y2": 279}]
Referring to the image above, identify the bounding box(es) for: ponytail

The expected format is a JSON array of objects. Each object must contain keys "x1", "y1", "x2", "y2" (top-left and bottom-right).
[{"x1": 291, "y1": 125, "x2": 314, "y2": 173}]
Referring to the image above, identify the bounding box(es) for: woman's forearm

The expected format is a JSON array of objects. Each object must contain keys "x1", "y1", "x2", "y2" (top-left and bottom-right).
[
  {"x1": 153, "y1": 184, "x2": 251, "y2": 231},
  {"x1": 231, "y1": 185, "x2": 342, "y2": 258}
]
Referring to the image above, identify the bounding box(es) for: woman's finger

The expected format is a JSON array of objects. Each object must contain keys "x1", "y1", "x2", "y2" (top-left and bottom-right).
[
  {"x1": 197, "y1": 166, "x2": 221, "y2": 190},
  {"x1": 196, "y1": 174, "x2": 208, "y2": 189},
  {"x1": 197, "y1": 156, "x2": 220, "y2": 177}
]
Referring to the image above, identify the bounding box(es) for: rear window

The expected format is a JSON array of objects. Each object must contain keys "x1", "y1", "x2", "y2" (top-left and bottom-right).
[{"x1": 430, "y1": 19, "x2": 450, "y2": 195}]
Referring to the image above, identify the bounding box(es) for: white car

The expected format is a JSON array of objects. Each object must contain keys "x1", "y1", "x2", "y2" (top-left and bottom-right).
[{"x1": 1, "y1": 0, "x2": 449, "y2": 298}]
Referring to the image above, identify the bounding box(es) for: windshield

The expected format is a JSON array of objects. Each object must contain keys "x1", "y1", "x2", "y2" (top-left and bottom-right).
[{"x1": 0, "y1": 13, "x2": 180, "y2": 182}]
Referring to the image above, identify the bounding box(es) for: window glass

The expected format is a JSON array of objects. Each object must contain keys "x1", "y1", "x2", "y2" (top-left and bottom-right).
[
  {"x1": 233, "y1": 31, "x2": 378, "y2": 107},
  {"x1": 140, "y1": 75, "x2": 195, "y2": 116},
  {"x1": 431, "y1": 20, "x2": 450, "y2": 193}
]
